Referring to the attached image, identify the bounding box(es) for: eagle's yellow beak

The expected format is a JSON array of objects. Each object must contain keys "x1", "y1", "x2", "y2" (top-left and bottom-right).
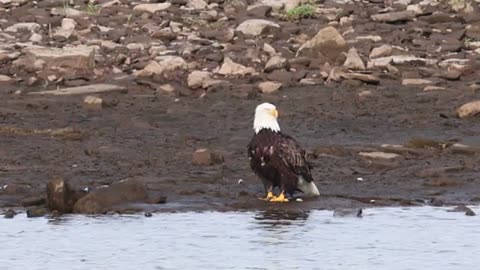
[{"x1": 271, "y1": 108, "x2": 278, "y2": 118}]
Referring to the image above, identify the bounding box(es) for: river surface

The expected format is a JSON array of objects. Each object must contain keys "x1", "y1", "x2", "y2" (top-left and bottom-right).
[{"x1": 1, "y1": 206, "x2": 479, "y2": 270}]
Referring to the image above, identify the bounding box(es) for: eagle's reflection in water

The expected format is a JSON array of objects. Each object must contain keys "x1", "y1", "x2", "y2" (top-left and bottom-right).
[{"x1": 253, "y1": 209, "x2": 310, "y2": 229}]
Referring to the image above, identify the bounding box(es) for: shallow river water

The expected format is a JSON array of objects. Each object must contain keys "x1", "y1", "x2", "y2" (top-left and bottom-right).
[{"x1": 1, "y1": 206, "x2": 479, "y2": 270}]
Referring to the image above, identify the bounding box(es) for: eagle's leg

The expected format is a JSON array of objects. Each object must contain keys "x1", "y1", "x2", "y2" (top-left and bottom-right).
[
  {"x1": 269, "y1": 190, "x2": 289, "y2": 203},
  {"x1": 259, "y1": 185, "x2": 275, "y2": 201}
]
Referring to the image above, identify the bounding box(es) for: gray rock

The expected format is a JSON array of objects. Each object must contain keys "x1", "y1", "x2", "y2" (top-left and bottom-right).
[
  {"x1": 371, "y1": 10, "x2": 415, "y2": 23},
  {"x1": 30, "y1": 84, "x2": 126, "y2": 96}
]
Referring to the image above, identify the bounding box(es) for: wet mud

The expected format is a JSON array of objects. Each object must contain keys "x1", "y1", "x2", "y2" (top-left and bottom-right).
[{"x1": 1, "y1": 83, "x2": 480, "y2": 213}]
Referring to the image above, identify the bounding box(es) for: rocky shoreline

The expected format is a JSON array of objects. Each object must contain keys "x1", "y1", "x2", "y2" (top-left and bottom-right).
[{"x1": 1, "y1": 0, "x2": 480, "y2": 217}]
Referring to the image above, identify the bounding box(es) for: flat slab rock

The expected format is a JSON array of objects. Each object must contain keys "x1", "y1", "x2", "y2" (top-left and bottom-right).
[{"x1": 30, "y1": 84, "x2": 127, "y2": 96}]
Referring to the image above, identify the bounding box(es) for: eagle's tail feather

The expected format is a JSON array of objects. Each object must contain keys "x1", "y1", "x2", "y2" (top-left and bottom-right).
[{"x1": 297, "y1": 176, "x2": 320, "y2": 196}]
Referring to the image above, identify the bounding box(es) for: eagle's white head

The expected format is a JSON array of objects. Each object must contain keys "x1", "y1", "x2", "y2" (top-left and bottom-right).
[{"x1": 253, "y1": 102, "x2": 280, "y2": 134}]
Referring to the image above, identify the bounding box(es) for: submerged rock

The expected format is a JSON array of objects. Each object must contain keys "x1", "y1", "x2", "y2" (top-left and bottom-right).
[
  {"x1": 3, "y1": 209, "x2": 17, "y2": 219},
  {"x1": 333, "y1": 208, "x2": 363, "y2": 217}
]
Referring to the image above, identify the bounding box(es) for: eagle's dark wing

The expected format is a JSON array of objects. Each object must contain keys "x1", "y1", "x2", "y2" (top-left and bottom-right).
[{"x1": 274, "y1": 134, "x2": 314, "y2": 182}]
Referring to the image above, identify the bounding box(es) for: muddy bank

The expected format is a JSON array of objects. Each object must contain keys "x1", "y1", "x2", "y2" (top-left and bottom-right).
[
  {"x1": 1, "y1": 0, "x2": 480, "y2": 215},
  {"x1": 1, "y1": 83, "x2": 480, "y2": 215}
]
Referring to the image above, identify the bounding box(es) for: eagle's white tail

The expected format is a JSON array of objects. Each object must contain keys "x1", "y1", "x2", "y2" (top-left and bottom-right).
[{"x1": 297, "y1": 176, "x2": 320, "y2": 196}]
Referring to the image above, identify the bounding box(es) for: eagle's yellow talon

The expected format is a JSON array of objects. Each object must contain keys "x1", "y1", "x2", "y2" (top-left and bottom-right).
[
  {"x1": 269, "y1": 192, "x2": 289, "y2": 203},
  {"x1": 259, "y1": 191, "x2": 275, "y2": 201}
]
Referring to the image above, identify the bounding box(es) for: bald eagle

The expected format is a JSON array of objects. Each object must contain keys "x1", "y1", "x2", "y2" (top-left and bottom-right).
[{"x1": 247, "y1": 102, "x2": 320, "y2": 202}]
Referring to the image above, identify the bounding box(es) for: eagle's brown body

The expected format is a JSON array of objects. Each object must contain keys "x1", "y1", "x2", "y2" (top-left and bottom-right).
[{"x1": 247, "y1": 128, "x2": 315, "y2": 199}]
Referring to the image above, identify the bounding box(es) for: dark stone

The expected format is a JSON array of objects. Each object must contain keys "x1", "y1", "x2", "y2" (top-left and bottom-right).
[
  {"x1": 26, "y1": 207, "x2": 47, "y2": 218},
  {"x1": 246, "y1": 5, "x2": 271, "y2": 18},
  {"x1": 3, "y1": 209, "x2": 17, "y2": 219},
  {"x1": 266, "y1": 70, "x2": 295, "y2": 83},
  {"x1": 147, "y1": 195, "x2": 167, "y2": 204},
  {"x1": 73, "y1": 178, "x2": 149, "y2": 214},
  {"x1": 144, "y1": 212, "x2": 153, "y2": 217},
  {"x1": 21, "y1": 196, "x2": 46, "y2": 207}
]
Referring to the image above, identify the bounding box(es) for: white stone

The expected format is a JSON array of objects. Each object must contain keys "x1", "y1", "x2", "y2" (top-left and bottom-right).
[
  {"x1": 370, "y1": 44, "x2": 393, "y2": 59},
  {"x1": 133, "y1": 3, "x2": 172, "y2": 14},
  {"x1": 236, "y1": 19, "x2": 280, "y2": 36},
  {"x1": 359, "y1": 151, "x2": 400, "y2": 159},
  {"x1": 5, "y1": 22, "x2": 41, "y2": 33}
]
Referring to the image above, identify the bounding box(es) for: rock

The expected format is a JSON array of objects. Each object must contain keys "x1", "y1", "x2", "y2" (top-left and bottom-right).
[
  {"x1": 73, "y1": 179, "x2": 149, "y2": 214},
  {"x1": 424, "y1": 86, "x2": 445, "y2": 91},
  {"x1": 333, "y1": 208, "x2": 363, "y2": 217},
  {"x1": 3, "y1": 209, "x2": 16, "y2": 219},
  {"x1": 359, "y1": 151, "x2": 400, "y2": 159},
  {"x1": 26, "y1": 207, "x2": 47, "y2": 218},
  {"x1": 83, "y1": 96, "x2": 103, "y2": 110},
  {"x1": 187, "y1": 70, "x2": 212, "y2": 89},
  {"x1": 371, "y1": 10, "x2": 415, "y2": 23},
  {"x1": 343, "y1": 48, "x2": 365, "y2": 70},
  {"x1": 247, "y1": 4, "x2": 272, "y2": 18},
  {"x1": 438, "y1": 70, "x2": 461, "y2": 80},
  {"x1": 236, "y1": 19, "x2": 280, "y2": 36},
  {"x1": 53, "y1": 18, "x2": 76, "y2": 41},
  {"x1": 368, "y1": 55, "x2": 437, "y2": 68},
  {"x1": 341, "y1": 72, "x2": 379, "y2": 84},
  {"x1": 370, "y1": 45, "x2": 393, "y2": 59},
  {"x1": 46, "y1": 177, "x2": 85, "y2": 213},
  {"x1": 449, "y1": 205, "x2": 476, "y2": 216},
  {"x1": 145, "y1": 212, "x2": 153, "y2": 217},
  {"x1": 157, "y1": 84, "x2": 176, "y2": 95},
  {"x1": 133, "y1": 3, "x2": 172, "y2": 14},
  {"x1": 135, "y1": 57, "x2": 187, "y2": 77},
  {"x1": 297, "y1": 26, "x2": 348, "y2": 62},
  {"x1": 30, "y1": 84, "x2": 126, "y2": 96},
  {"x1": 263, "y1": 43, "x2": 276, "y2": 56},
  {"x1": 258, "y1": 81, "x2": 282, "y2": 93},
  {"x1": 0, "y1": 75, "x2": 13, "y2": 84},
  {"x1": 21, "y1": 196, "x2": 45, "y2": 207},
  {"x1": 264, "y1": 56, "x2": 288, "y2": 72},
  {"x1": 14, "y1": 45, "x2": 95, "y2": 76},
  {"x1": 216, "y1": 57, "x2": 257, "y2": 76},
  {"x1": 188, "y1": 0, "x2": 208, "y2": 9},
  {"x1": 192, "y1": 148, "x2": 224, "y2": 166},
  {"x1": 5, "y1": 22, "x2": 41, "y2": 33},
  {"x1": 51, "y1": 7, "x2": 86, "y2": 18},
  {"x1": 457, "y1": 100, "x2": 480, "y2": 118},
  {"x1": 402, "y1": 78, "x2": 432, "y2": 86},
  {"x1": 299, "y1": 78, "x2": 324, "y2": 85}
]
